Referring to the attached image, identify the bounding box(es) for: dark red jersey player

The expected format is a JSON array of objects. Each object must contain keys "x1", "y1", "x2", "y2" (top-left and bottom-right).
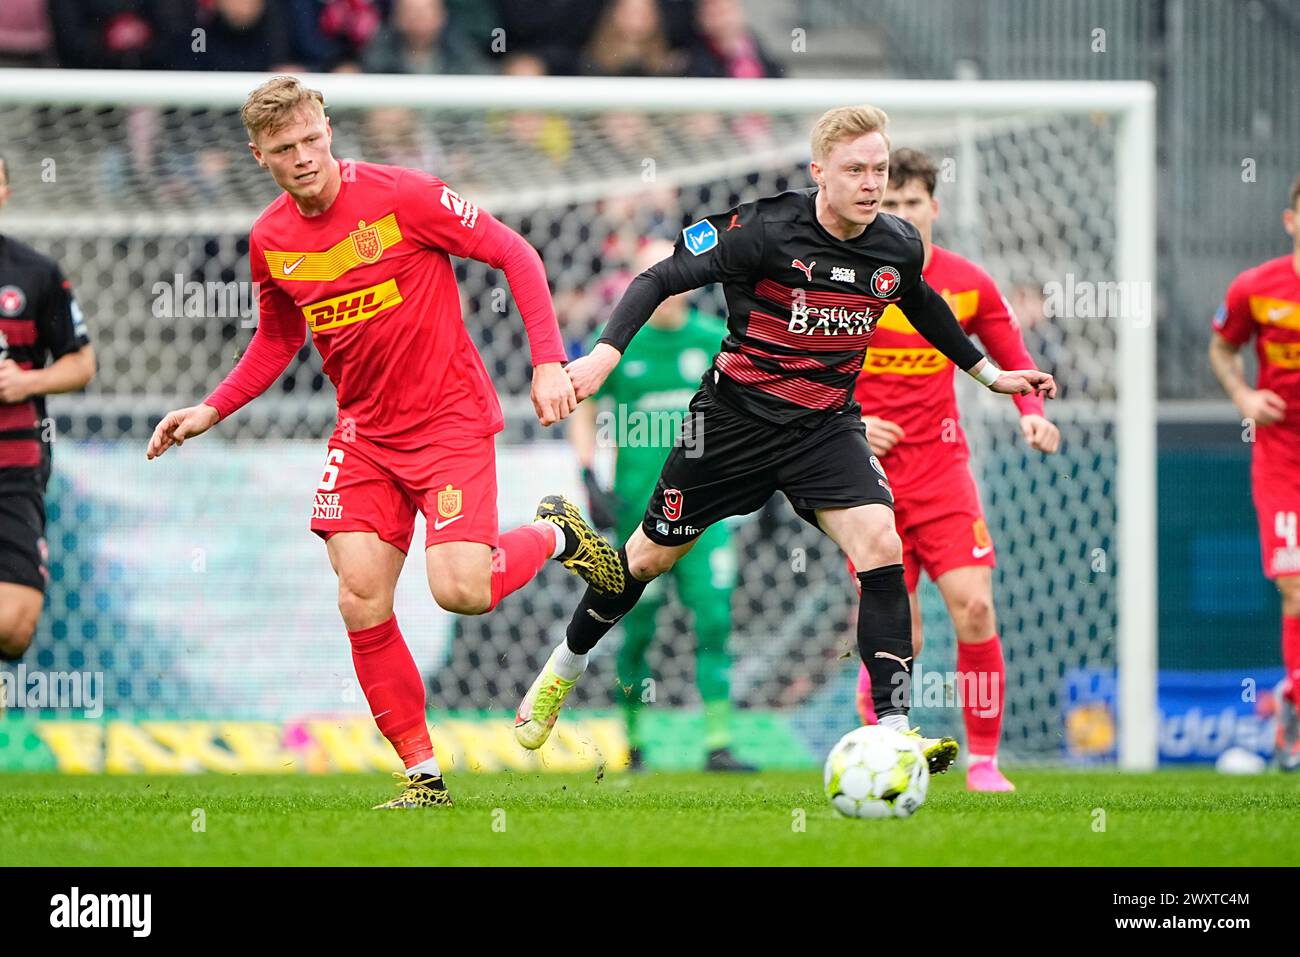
[{"x1": 0, "y1": 153, "x2": 96, "y2": 665}]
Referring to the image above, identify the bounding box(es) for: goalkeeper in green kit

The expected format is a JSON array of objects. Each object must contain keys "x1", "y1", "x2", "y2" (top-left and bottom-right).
[{"x1": 569, "y1": 240, "x2": 755, "y2": 772}]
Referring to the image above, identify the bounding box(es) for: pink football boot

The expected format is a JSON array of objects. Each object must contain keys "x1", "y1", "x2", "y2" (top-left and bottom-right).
[{"x1": 967, "y1": 759, "x2": 1016, "y2": 792}]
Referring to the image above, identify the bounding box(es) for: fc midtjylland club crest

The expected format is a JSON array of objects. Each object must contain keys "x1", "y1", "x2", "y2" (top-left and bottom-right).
[
  {"x1": 0, "y1": 285, "x2": 26, "y2": 317},
  {"x1": 350, "y1": 220, "x2": 383, "y2": 264},
  {"x1": 437, "y1": 484, "x2": 462, "y2": 519}
]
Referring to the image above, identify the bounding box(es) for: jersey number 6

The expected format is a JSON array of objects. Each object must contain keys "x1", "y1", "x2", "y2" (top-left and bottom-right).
[{"x1": 319, "y1": 448, "x2": 346, "y2": 491}]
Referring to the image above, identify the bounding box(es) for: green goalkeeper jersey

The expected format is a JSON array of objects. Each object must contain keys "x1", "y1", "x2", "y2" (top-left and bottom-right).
[{"x1": 592, "y1": 308, "x2": 726, "y2": 508}]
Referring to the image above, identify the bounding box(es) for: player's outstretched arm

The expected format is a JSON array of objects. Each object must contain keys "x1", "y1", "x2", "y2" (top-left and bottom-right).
[
  {"x1": 584, "y1": 207, "x2": 761, "y2": 400},
  {"x1": 148, "y1": 268, "x2": 304, "y2": 459},
  {"x1": 567, "y1": 260, "x2": 686, "y2": 402}
]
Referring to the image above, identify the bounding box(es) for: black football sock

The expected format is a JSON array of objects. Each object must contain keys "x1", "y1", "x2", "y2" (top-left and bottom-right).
[
  {"x1": 565, "y1": 547, "x2": 651, "y2": 654},
  {"x1": 856, "y1": 564, "x2": 913, "y2": 720}
]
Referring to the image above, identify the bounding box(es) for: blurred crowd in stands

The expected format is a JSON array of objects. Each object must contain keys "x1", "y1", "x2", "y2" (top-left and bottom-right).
[{"x1": 0, "y1": 0, "x2": 785, "y2": 79}]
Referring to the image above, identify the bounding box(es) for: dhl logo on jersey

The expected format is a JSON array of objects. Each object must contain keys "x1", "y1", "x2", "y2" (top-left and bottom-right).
[
  {"x1": 862, "y1": 348, "x2": 951, "y2": 376},
  {"x1": 1263, "y1": 340, "x2": 1300, "y2": 370},
  {"x1": 864, "y1": 288, "x2": 978, "y2": 375},
  {"x1": 304, "y1": 278, "x2": 403, "y2": 332},
  {"x1": 264, "y1": 214, "x2": 404, "y2": 282},
  {"x1": 1250, "y1": 296, "x2": 1300, "y2": 332}
]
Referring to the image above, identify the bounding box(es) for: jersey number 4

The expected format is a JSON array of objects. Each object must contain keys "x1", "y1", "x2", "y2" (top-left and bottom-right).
[{"x1": 1276, "y1": 511, "x2": 1298, "y2": 549}]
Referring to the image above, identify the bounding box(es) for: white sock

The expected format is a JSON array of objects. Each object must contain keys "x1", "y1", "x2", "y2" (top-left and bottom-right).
[
  {"x1": 969, "y1": 753, "x2": 995, "y2": 767},
  {"x1": 879, "y1": 713, "x2": 910, "y2": 734},
  {"x1": 551, "y1": 641, "x2": 588, "y2": 680},
  {"x1": 406, "y1": 756, "x2": 441, "y2": 778},
  {"x1": 536, "y1": 519, "x2": 566, "y2": 559}
]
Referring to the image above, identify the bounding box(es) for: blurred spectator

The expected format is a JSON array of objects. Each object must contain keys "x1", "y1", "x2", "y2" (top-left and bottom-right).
[
  {"x1": 438, "y1": 0, "x2": 500, "y2": 63},
  {"x1": 361, "y1": 106, "x2": 445, "y2": 171},
  {"x1": 313, "y1": 0, "x2": 385, "y2": 70},
  {"x1": 49, "y1": 0, "x2": 189, "y2": 70},
  {"x1": 362, "y1": 0, "x2": 489, "y2": 74},
  {"x1": 496, "y1": 0, "x2": 602, "y2": 75},
  {"x1": 580, "y1": 0, "x2": 684, "y2": 77},
  {"x1": 487, "y1": 53, "x2": 573, "y2": 170},
  {"x1": 686, "y1": 0, "x2": 783, "y2": 78},
  {"x1": 0, "y1": 0, "x2": 54, "y2": 67},
  {"x1": 181, "y1": 0, "x2": 299, "y2": 72}
]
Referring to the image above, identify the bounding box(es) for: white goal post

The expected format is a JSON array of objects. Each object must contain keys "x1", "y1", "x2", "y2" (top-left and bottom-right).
[{"x1": 0, "y1": 70, "x2": 1157, "y2": 769}]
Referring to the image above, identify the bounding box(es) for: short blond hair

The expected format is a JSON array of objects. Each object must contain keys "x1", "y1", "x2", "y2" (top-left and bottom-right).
[
  {"x1": 241, "y1": 76, "x2": 326, "y2": 143},
  {"x1": 810, "y1": 105, "x2": 891, "y2": 163}
]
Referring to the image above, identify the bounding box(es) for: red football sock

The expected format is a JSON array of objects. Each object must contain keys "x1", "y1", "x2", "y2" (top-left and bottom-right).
[
  {"x1": 347, "y1": 616, "x2": 433, "y2": 768},
  {"x1": 488, "y1": 523, "x2": 556, "y2": 611},
  {"x1": 1284, "y1": 615, "x2": 1300, "y2": 708},
  {"x1": 957, "y1": 634, "x2": 1006, "y2": 758},
  {"x1": 856, "y1": 662, "x2": 877, "y2": 725}
]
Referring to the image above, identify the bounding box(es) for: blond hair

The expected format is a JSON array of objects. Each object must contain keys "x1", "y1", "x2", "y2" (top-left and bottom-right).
[
  {"x1": 810, "y1": 105, "x2": 891, "y2": 163},
  {"x1": 241, "y1": 76, "x2": 326, "y2": 143}
]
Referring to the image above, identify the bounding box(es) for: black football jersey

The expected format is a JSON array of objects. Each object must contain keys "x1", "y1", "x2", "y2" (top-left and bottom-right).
[
  {"x1": 0, "y1": 234, "x2": 90, "y2": 486},
  {"x1": 656, "y1": 187, "x2": 932, "y2": 425}
]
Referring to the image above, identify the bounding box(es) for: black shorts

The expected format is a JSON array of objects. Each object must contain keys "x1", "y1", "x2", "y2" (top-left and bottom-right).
[
  {"x1": 0, "y1": 484, "x2": 48, "y2": 592},
  {"x1": 641, "y1": 387, "x2": 894, "y2": 545}
]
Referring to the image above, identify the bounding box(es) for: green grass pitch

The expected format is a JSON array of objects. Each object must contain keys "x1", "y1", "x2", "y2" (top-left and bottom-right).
[{"x1": 2, "y1": 769, "x2": 1297, "y2": 866}]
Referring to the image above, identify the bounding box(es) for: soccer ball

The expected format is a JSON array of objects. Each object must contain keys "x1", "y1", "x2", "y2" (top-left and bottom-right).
[{"x1": 824, "y1": 725, "x2": 929, "y2": 819}]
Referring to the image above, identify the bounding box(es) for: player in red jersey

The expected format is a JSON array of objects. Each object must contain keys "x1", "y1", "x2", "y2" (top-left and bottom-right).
[
  {"x1": 146, "y1": 77, "x2": 621, "y2": 807},
  {"x1": 851, "y1": 149, "x2": 1060, "y2": 791},
  {"x1": 1209, "y1": 173, "x2": 1300, "y2": 771}
]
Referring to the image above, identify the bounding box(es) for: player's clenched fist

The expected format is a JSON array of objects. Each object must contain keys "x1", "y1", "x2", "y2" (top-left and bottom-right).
[
  {"x1": 0, "y1": 358, "x2": 35, "y2": 404},
  {"x1": 1019, "y1": 413, "x2": 1061, "y2": 454},
  {"x1": 146, "y1": 403, "x2": 220, "y2": 459},
  {"x1": 531, "y1": 362, "x2": 578, "y2": 427},
  {"x1": 564, "y1": 343, "x2": 621, "y2": 403}
]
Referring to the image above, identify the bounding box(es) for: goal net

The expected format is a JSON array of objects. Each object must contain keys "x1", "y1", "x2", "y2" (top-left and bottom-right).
[{"x1": 0, "y1": 72, "x2": 1155, "y2": 769}]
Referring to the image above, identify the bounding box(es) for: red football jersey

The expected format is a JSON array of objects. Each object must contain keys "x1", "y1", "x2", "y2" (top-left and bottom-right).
[
  {"x1": 853, "y1": 244, "x2": 1043, "y2": 446},
  {"x1": 207, "y1": 161, "x2": 565, "y2": 448},
  {"x1": 1213, "y1": 254, "x2": 1300, "y2": 450}
]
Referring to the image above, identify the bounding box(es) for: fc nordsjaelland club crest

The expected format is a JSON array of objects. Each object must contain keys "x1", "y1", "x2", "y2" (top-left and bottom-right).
[
  {"x1": 350, "y1": 220, "x2": 383, "y2": 264},
  {"x1": 437, "y1": 484, "x2": 462, "y2": 519}
]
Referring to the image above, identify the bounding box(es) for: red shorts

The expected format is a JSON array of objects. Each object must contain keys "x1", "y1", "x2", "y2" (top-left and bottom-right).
[
  {"x1": 1252, "y1": 438, "x2": 1300, "y2": 580},
  {"x1": 883, "y1": 439, "x2": 995, "y2": 592},
  {"x1": 309, "y1": 431, "x2": 500, "y2": 554}
]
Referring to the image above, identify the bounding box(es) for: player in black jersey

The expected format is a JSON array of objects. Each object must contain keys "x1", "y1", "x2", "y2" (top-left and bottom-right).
[
  {"x1": 514, "y1": 106, "x2": 1055, "y2": 771},
  {"x1": 0, "y1": 155, "x2": 96, "y2": 663}
]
